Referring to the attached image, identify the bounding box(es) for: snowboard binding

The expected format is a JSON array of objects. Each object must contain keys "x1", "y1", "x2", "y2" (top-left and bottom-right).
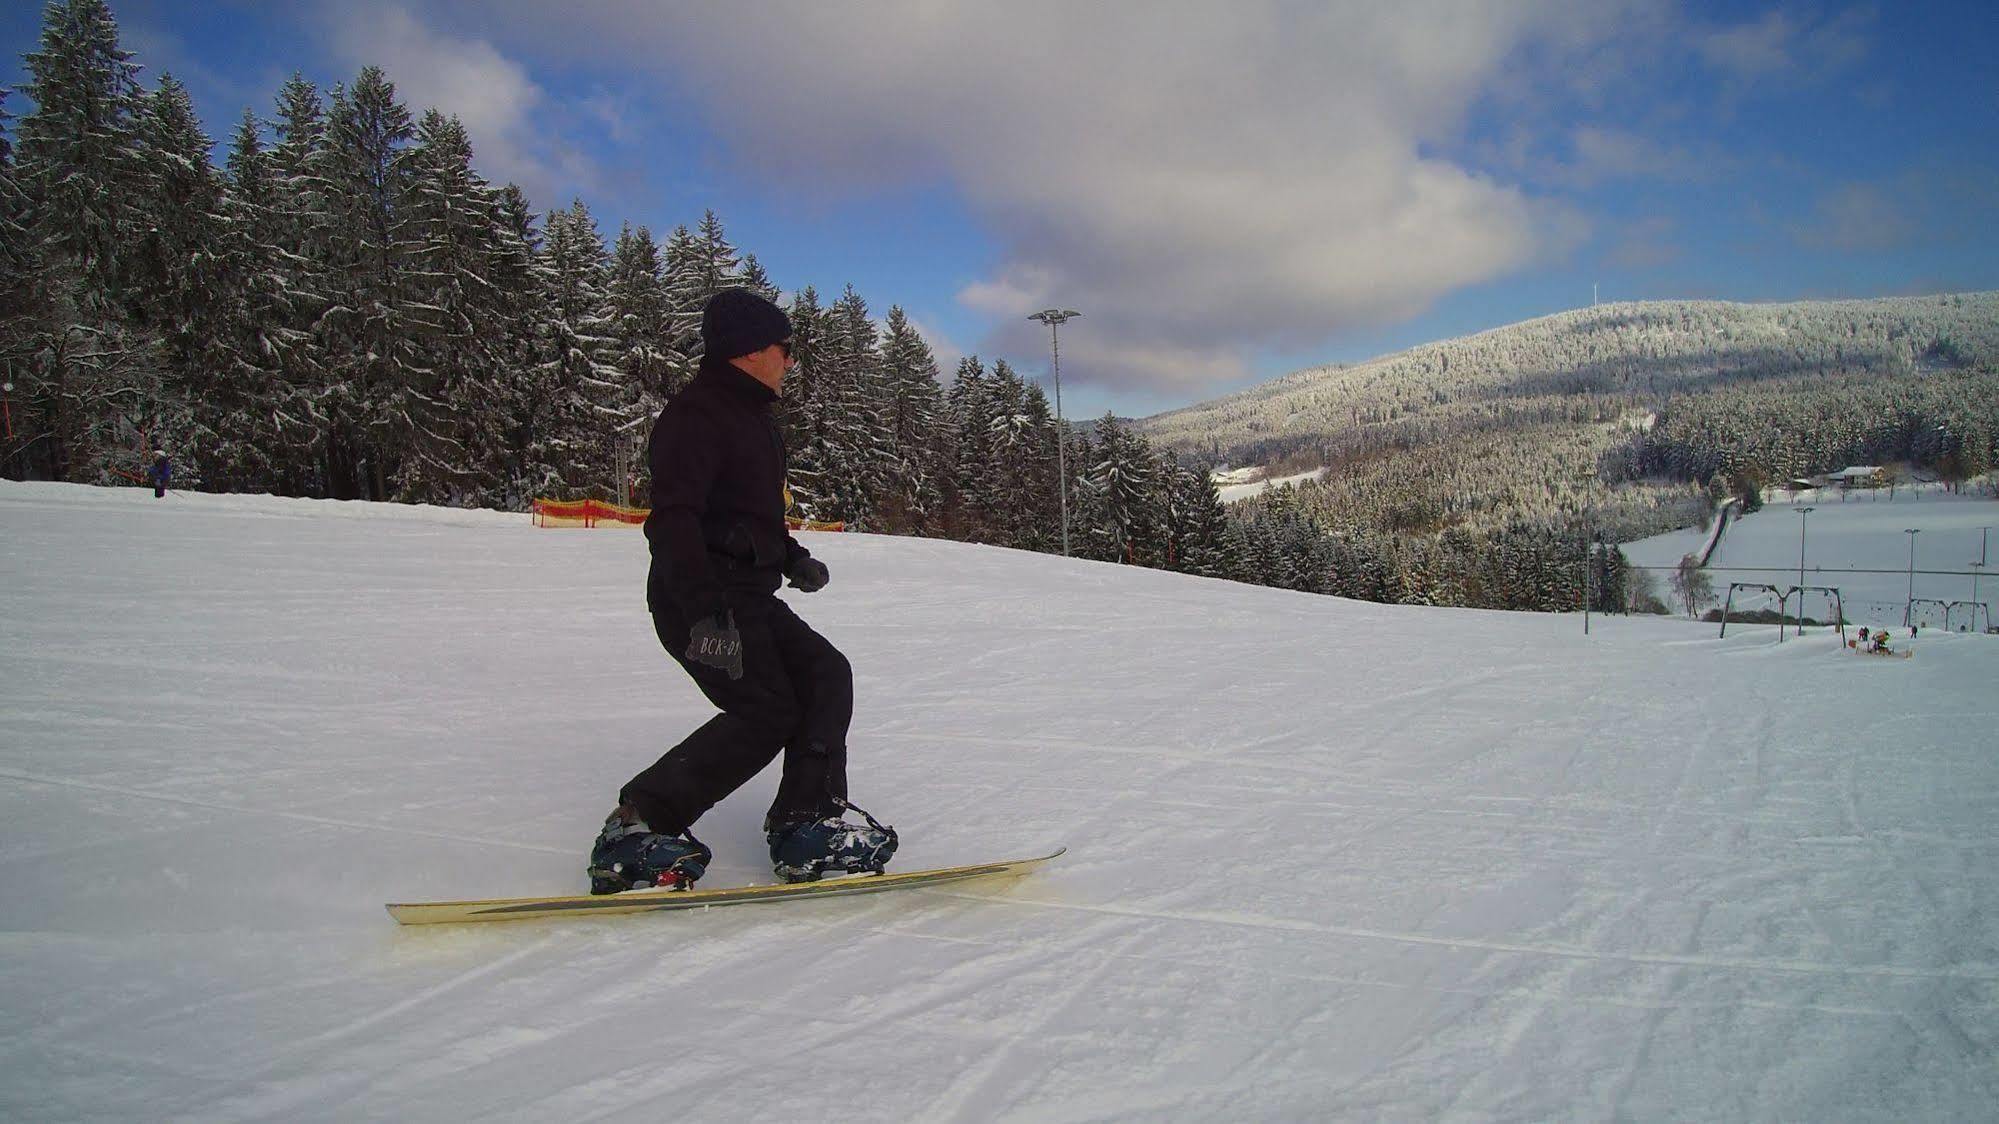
[
  {"x1": 588, "y1": 806, "x2": 712, "y2": 895},
  {"x1": 766, "y1": 797, "x2": 898, "y2": 884}
]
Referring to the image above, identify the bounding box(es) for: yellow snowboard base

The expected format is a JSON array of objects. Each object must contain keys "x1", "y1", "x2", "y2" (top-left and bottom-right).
[{"x1": 388, "y1": 848, "x2": 1065, "y2": 925}]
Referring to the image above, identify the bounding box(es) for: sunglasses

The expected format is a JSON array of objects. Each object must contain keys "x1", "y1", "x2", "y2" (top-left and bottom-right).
[{"x1": 777, "y1": 339, "x2": 794, "y2": 361}]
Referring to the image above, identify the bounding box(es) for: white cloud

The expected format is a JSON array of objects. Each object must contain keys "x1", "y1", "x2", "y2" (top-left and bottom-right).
[
  {"x1": 893, "y1": 312, "x2": 966, "y2": 380},
  {"x1": 382, "y1": 1, "x2": 1664, "y2": 392},
  {"x1": 1565, "y1": 127, "x2": 1707, "y2": 187},
  {"x1": 1609, "y1": 214, "x2": 1682, "y2": 270},
  {"x1": 1697, "y1": 8, "x2": 1872, "y2": 83},
  {"x1": 1791, "y1": 183, "x2": 1916, "y2": 252},
  {"x1": 319, "y1": 3, "x2": 592, "y2": 206}
]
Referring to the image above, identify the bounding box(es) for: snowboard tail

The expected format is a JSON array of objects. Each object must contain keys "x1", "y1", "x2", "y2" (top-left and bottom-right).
[{"x1": 387, "y1": 848, "x2": 1064, "y2": 925}]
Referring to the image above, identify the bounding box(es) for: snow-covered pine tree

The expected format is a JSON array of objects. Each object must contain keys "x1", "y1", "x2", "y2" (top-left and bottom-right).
[
  {"x1": 461, "y1": 182, "x2": 548, "y2": 507},
  {"x1": 1163, "y1": 462, "x2": 1230, "y2": 577},
  {"x1": 393, "y1": 110, "x2": 514, "y2": 503},
  {"x1": 1219, "y1": 517, "x2": 1260, "y2": 587},
  {"x1": 0, "y1": 87, "x2": 47, "y2": 477},
  {"x1": 128, "y1": 75, "x2": 224, "y2": 344},
  {"x1": 606, "y1": 223, "x2": 677, "y2": 404},
  {"x1": 602, "y1": 222, "x2": 676, "y2": 502},
  {"x1": 655, "y1": 211, "x2": 750, "y2": 399},
  {"x1": 202, "y1": 106, "x2": 303, "y2": 492},
  {"x1": 941, "y1": 356, "x2": 994, "y2": 538},
  {"x1": 777, "y1": 285, "x2": 829, "y2": 516},
  {"x1": 16, "y1": 0, "x2": 141, "y2": 311},
  {"x1": 317, "y1": 67, "x2": 419, "y2": 499},
  {"x1": 531, "y1": 198, "x2": 626, "y2": 499},
  {"x1": 0, "y1": 87, "x2": 16, "y2": 229},
  {"x1": 1085, "y1": 412, "x2": 1163, "y2": 565},
  {"x1": 873, "y1": 304, "x2": 943, "y2": 531},
  {"x1": 737, "y1": 253, "x2": 779, "y2": 302},
  {"x1": 12, "y1": 0, "x2": 153, "y2": 483},
  {"x1": 1280, "y1": 512, "x2": 1334, "y2": 593},
  {"x1": 689, "y1": 209, "x2": 742, "y2": 300},
  {"x1": 1017, "y1": 380, "x2": 1067, "y2": 551},
  {"x1": 260, "y1": 74, "x2": 338, "y2": 494},
  {"x1": 802, "y1": 285, "x2": 894, "y2": 524},
  {"x1": 124, "y1": 72, "x2": 230, "y2": 485},
  {"x1": 0, "y1": 88, "x2": 30, "y2": 281},
  {"x1": 654, "y1": 224, "x2": 701, "y2": 395},
  {"x1": 982, "y1": 359, "x2": 1045, "y2": 548}
]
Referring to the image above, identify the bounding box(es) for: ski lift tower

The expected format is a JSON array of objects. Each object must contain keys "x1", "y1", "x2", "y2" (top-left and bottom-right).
[
  {"x1": 1903, "y1": 528, "x2": 1922, "y2": 626},
  {"x1": 1793, "y1": 506, "x2": 1814, "y2": 637}
]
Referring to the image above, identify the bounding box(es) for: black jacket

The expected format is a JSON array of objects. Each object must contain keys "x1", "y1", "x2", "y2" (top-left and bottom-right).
[{"x1": 644, "y1": 354, "x2": 812, "y2": 610}]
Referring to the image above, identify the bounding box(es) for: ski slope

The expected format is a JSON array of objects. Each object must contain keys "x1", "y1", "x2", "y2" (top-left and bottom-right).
[
  {"x1": 3, "y1": 481, "x2": 1997, "y2": 1122},
  {"x1": 1625, "y1": 486, "x2": 1999, "y2": 631},
  {"x1": 1212, "y1": 467, "x2": 1328, "y2": 505}
]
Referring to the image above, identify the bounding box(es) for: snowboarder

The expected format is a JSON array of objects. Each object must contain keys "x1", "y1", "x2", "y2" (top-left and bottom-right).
[
  {"x1": 589, "y1": 289, "x2": 896, "y2": 895},
  {"x1": 147, "y1": 451, "x2": 171, "y2": 498}
]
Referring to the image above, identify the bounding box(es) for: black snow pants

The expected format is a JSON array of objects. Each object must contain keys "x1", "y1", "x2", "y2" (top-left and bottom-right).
[{"x1": 621, "y1": 594, "x2": 852, "y2": 836}]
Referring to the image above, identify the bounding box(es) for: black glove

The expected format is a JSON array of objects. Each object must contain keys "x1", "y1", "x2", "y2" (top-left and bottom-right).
[
  {"x1": 685, "y1": 608, "x2": 744, "y2": 680},
  {"x1": 786, "y1": 556, "x2": 830, "y2": 593}
]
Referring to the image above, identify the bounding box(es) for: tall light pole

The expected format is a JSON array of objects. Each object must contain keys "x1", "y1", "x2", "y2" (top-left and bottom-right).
[
  {"x1": 1795, "y1": 506, "x2": 1814, "y2": 636},
  {"x1": 1903, "y1": 528, "x2": 1921, "y2": 627},
  {"x1": 1028, "y1": 308, "x2": 1080, "y2": 557}
]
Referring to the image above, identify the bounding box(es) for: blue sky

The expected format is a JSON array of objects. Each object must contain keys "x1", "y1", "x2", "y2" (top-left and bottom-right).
[{"x1": 6, "y1": 1, "x2": 1995, "y2": 420}]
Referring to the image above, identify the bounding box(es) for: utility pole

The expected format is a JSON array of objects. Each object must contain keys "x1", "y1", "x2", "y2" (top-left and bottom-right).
[
  {"x1": 1028, "y1": 309, "x2": 1081, "y2": 557},
  {"x1": 1795, "y1": 506, "x2": 1814, "y2": 637}
]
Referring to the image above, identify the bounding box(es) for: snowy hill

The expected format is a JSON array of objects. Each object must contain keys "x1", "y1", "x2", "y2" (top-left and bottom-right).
[
  {"x1": 4, "y1": 481, "x2": 1997, "y2": 1121},
  {"x1": 1137, "y1": 292, "x2": 1999, "y2": 463},
  {"x1": 1625, "y1": 487, "x2": 1999, "y2": 631}
]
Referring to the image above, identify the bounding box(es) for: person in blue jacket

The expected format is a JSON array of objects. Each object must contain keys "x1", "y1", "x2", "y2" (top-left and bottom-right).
[{"x1": 147, "y1": 451, "x2": 171, "y2": 498}]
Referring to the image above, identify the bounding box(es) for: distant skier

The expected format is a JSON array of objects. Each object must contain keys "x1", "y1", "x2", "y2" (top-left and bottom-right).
[
  {"x1": 147, "y1": 451, "x2": 171, "y2": 498},
  {"x1": 588, "y1": 288, "x2": 896, "y2": 895}
]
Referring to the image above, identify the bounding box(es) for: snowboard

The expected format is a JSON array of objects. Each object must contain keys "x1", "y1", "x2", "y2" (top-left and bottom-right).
[{"x1": 386, "y1": 847, "x2": 1065, "y2": 925}]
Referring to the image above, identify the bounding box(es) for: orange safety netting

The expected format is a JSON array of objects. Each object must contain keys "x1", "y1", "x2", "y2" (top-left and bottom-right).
[
  {"x1": 532, "y1": 498, "x2": 845, "y2": 533},
  {"x1": 532, "y1": 498, "x2": 647, "y2": 528}
]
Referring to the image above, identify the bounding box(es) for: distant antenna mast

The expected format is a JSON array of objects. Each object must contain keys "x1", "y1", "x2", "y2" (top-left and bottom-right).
[{"x1": 1592, "y1": 283, "x2": 1599, "y2": 308}]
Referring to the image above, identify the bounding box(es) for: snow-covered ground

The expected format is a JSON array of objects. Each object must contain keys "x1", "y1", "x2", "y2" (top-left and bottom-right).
[
  {"x1": 4, "y1": 480, "x2": 1997, "y2": 1122},
  {"x1": 1625, "y1": 486, "x2": 1999, "y2": 631},
  {"x1": 1213, "y1": 467, "x2": 1328, "y2": 504}
]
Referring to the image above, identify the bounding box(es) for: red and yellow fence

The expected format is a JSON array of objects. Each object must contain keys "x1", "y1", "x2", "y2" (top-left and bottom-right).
[
  {"x1": 533, "y1": 497, "x2": 846, "y2": 533},
  {"x1": 532, "y1": 498, "x2": 647, "y2": 528}
]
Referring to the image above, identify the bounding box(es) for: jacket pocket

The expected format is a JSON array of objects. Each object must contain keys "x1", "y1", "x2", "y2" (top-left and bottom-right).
[{"x1": 720, "y1": 519, "x2": 783, "y2": 567}]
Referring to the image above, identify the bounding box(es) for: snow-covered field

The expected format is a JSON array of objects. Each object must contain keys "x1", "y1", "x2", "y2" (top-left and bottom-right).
[
  {"x1": 1625, "y1": 487, "x2": 1999, "y2": 631},
  {"x1": 4, "y1": 481, "x2": 1997, "y2": 1122},
  {"x1": 1213, "y1": 467, "x2": 1328, "y2": 504}
]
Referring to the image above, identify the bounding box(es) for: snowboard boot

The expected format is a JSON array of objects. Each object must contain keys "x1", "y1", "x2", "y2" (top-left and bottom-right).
[
  {"x1": 588, "y1": 804, "x2": 712, "y2": 895},
  {"x1": 766, "y1": 798, "x2": 898, "y2": 884}
]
